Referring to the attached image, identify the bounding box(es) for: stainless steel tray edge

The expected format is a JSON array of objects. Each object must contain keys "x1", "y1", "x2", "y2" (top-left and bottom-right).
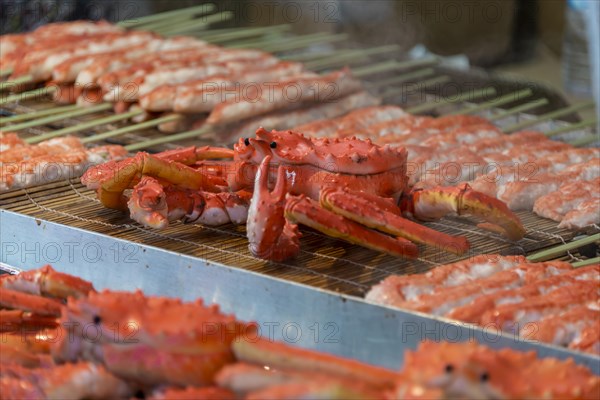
[{"x1": 2, "y1": 209, "x2": 598, "y2": 373}]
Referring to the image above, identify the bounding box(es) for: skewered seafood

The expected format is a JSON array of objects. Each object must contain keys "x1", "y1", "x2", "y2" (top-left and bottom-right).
[
  {"x1": 366, "y1": 255, "x2": 600, "y2": 354},
  {"x1": 82, "y1": 129, "x2": 524, "y2": 261},
  {"x1": 0, "y1": 137, "x2": 127, "y2": 193},
  {"x1": 0, "y1": 132, "x2": 26, "y2": 152}
]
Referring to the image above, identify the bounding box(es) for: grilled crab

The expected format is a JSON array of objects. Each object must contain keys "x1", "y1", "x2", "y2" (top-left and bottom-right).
[
  {"x1": 82, "y1": 129, "x2": 525, "y2": 261},
  {"x1": 391, "y1": 341, "x2": 600, "y2": 399},
  {"x1": 0, "y1": 266, "x2": 256, "y2": 389}
]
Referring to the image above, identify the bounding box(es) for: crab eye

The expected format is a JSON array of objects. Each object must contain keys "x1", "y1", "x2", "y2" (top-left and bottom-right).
[
  {"x1": 270, "y1": 141, "x2": 277, "y2": 149},
  {"x1": 244, "y1": 138, "x2": 250, "y2": 146},
  {"x1": 480, "y1": 372, "x2": 490, "y2": 382},
  {"x1": 93, "y1": 315, "x2": 101, "y2": 325},
  {"x1": 444, "y1": 364, "x2": 454, "y2": 373}
]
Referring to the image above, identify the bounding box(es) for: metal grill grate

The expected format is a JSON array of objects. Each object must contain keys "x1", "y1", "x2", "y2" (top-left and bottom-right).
[{"x1": 0, "y1": 178, "x2": 578, "y2": 297}]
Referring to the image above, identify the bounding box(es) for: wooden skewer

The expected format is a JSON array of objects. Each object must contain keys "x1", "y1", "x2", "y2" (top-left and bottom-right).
[
  {"x1": 116, "y1": 4, "x2": 216, "y2": 28},
  {"x1": 0, "y1": 74, "x2": 34, "y2": 91},
  {"x1": 135, "y1": 12, "x2": 207, "y2": 34},
  {"x1": 124, "y1": 125, "x2": 213, "y2": 151},
  {"x1": 204, "y1": 25, "x2": 292, "y2": 44},
  {"x1": 305, "y1": 45, "x2": 401, "y2": 70},
  {"x1": 527, "y1": 233, "x2": 600, "y2": 262},
  {"x1": 258, "y1": 33, "x2": 349, "y2": 53},
  {"x1": 0, "y1": 103, "x2": 111, "y2": 132},
  {"x1": 81, "y1": 114, "x2": 182, "y2": 144},
  {"x1": 570, "y1": 133, "x2": 600, "y2": 147},
  {"x1": 381, "y1": 75, "x2": 452, "y2": 100},
  {"x1": 25, "y1": 109, "x2": 143, "y2": 144},
  {"x1": 572, "y1": 256, "x2": 600, "y2": 268},
  {"x1": 404, "y1": 85, "x2": 496, "y2": 114},
  {"x1": 0, "y1": 104, "x2": 80, "y2": 125},
  {"x1": 368, "y1": 68, "x2": 435, "y2": 88},
  {"x1": 502, "y1": 100, "x2": 596, "y2": 133},
  {"x1": 488, "y1": 98, "x2": 549, "y2": 121},
  {"x1": 0, "y1": 86, "x2": 56, "y2": 105},
  {"x1": 160, "y1": 11, "x2": 235, "y2": 36},
  {"x1": 544, "y1": 118, "x2": 598, "y2": 137},
  {"x1": 445, "y1": 88, "x2": 534, "y2": 115}
]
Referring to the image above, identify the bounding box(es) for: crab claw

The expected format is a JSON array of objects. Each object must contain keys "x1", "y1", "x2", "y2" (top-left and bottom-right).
[
  {"x1": 285, "y1": 194, "x2": 419, "y2": 259},
  {"x1": 320, "y1": 187, "x2": 470, "y2": 255},
  {"x1": 129, "y1": 177, "x2": 252, "y2": 229},
  {"x1": 0, "y1": 265, "x2": 94, "y2": 299},
  {"x1": 247, "y1": 156, "x2": 301, "y2": 261},
  {"x1": 400, "y1": 183, "x2": 525, "y2": 241},
  {"x1": 128, "y1": 176, "x2": 170, "y2": 229}
]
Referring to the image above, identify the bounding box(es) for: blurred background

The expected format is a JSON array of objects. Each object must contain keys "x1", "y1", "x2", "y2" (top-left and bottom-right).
[{"x1": 2, "y1": 0, "x2": 596, "y2": 120}]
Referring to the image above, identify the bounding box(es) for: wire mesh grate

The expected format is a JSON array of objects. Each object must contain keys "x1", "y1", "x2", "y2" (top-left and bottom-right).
[{"x1": 0, "y1": 178, "x2": 579, "y2": 297}]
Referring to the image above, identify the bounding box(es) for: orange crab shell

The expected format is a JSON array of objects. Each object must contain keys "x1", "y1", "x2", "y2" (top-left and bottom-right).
[{"x1": 234, "y1": 128, "x2": 408, "y2": 175}]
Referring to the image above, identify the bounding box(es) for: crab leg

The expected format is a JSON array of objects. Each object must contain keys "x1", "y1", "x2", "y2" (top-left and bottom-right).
[
  {"x1": 320, "y1": 187, "x2": 470, "y2": 254},
  {"x1": 94, "y1": 151, "x2": 224, "y2": 210},
  {"x1": 232, "y1": 338, "x2": 398, "y2": 389},
  {"x1": 247, "y1": 156, "x2": 301, "y2": 261},
  {"x1": 285, "y1": 193, "x2": 419, "y2": 259},
  {"x1": 0, "y1": 288, "x2": 63, "y2": 317},
  {"x1": 0, "y1": 265, "x2": 94, "y2": 299},
  {"x1": 0, "y1": 310, "x2": 58, "y2": 332},
  {"x1": 400, "y1": 183, "x2": 526, "y2": 241}
]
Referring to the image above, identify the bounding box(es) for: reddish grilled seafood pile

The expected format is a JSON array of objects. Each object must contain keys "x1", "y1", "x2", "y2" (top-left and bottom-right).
[
  {"x1": 1, "y1": 266, "x2": 598, "y2": 399},
  {"x1": 0, "y1": 20, "x2": 378, "y2": 135},
  {"x1": 0, "y1": 133, "x2": 127, "y2": 192},
  {"x1": 293, "y1": 108, "x2": 600, "y2": 229},
  {"x1": 81, "y1": 129, "x2": 525, "y2": 261},
  {"x1": 367, "y1": 255, "x2": 600, "y2": 355}
]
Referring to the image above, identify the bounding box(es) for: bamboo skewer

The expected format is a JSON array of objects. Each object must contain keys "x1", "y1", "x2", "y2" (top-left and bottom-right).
[
  {"x1": 527, "y1": 233, "x2": 600, "y2": 262},
  {"x1": 0, "y1": 103, "x2": 112, "y2": 132},
  {"x1": 204, "y1": 25, "x2": 292, "y2": 44},
  {"x1": 0, "y1": 86, "x2": 57, "y2": 106},
  {"x1": 570, "y1": 133, "x2": 600, "y2": 147},
  {"x1": 0, "y1": 104, "x2": 80, "y2": 125},
  {"x1": 368, "y1": 68, "x2": 436, "y2": 88},
  {"x1": 160, "y1": 11, "x2": 235, "y2": 36},
  {"x1": 544, "y1": 118, "x2": 598, "y2": 137},
  {"x1": 446, "y1": 88, "x2": 534, "y2": 116},
  {"x1": 80, "y1": 114, "x2": 182, "y2": 144},
  {"x1": 404, "y1": 85, "x2": 496, "y2": 114},
  {"x1": 116, "y1": 4, "x2": 216, "y2": 28},
  {"x1": 25, "y1": 109, "x2": 143, "y2": 144},
  {"x1": 502, "y1": 100, "x2": 596, "y2": 133},
  {"x1": 572, "y1": 256, "x2": 600, "y2": 268},
  {"x1": 135, "y1": 13, "x2": 205, "y2": 34},
  {"x1": 381, "y1": 75, "x2": 452, "y2": 101},
  {"x1": 488, "y1": 98, "x2": 549, "y2": 121},
  {"x1": 255, "y1": 33, "x2": 349, "y2": 53},
  {"x1": 125, "y1": 125, "x2": 212, "y2": 151},
  {"x1": 0, "y1": 75, "x2": 34, "y2": 91},
  {"x1": 305, "y1": 45, "x2": 401, "y2": 70}
]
